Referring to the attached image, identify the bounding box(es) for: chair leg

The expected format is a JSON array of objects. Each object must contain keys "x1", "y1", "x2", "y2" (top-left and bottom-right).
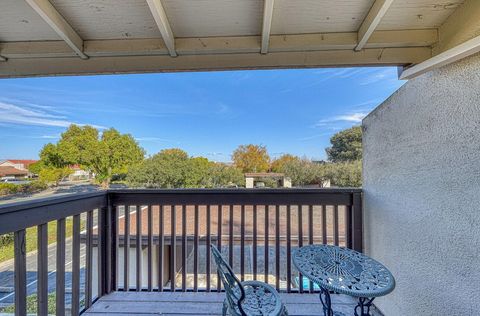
[{"x1": 222, "y1": 301, "x2": 228, "y2": 316}]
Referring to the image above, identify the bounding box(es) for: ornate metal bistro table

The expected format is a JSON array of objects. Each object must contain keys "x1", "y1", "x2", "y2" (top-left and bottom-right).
[{"x1": 292, "y1": 245, "x2": 395, "y2": 316}]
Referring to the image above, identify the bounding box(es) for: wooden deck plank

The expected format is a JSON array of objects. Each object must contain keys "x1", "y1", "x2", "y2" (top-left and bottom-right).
[{"x1": 84, "y1": 291, "x2": 383, "y2": 315}]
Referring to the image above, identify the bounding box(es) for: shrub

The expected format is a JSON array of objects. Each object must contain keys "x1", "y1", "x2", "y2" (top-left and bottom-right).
[
  {"x1": 326, "y1": 160, "x2": 362, "y2": 187},
  {"x1": 0, "y1": 233, "x2": 14, "y2": 247},
  {"x1": 0, "y1": 181, "x2": 47, "y2": 196},
  {"x1": 0, "y1": 183, "x2": 18, "y2": 196}
]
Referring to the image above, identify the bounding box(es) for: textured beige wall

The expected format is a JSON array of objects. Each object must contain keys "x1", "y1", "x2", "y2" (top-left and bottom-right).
[{"x1": 363, "y1": 53, "x2": 480, "y2": 315}]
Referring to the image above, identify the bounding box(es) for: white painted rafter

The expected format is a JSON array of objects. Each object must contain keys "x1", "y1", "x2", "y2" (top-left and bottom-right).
[
  {"x1": 261, "y1": 0, "x2": 275, "y2": 54},
  {"x1": 25, "y1": 0, "x2": 88, "y2": 59},
  {"x1": 399, "y1": 35, "x2": 480, "y2": 79},
  {"x1": 355, "y1": 0, "x2": 394, "y2": 51},
  {"x1": 146, "y1": 0, "x2": 177, "y2": 57}
]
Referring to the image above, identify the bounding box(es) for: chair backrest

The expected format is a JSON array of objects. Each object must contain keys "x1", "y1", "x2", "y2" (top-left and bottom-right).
[{"x1": 210, "y1": 245, "x2": 246, "y2": 315}]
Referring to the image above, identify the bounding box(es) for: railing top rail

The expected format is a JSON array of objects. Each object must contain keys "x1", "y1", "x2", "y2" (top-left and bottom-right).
[
  {"x1": 108, "y1": 188, "x2": 362, "y2": 194},
  {"x1": 108, "y1": 188, "x2": 362, "y2": 207},
  {"x1": 0, "y1": 190, "x2": 107, "y2": 215}
]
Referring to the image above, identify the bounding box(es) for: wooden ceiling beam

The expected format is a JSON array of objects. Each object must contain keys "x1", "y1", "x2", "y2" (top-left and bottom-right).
[
  {"x1": 0, "y1": 30, "x2": 436, "y2": 59},
  {"x1": 261, "y1": 0, "x2": 275, "y2": 54},
  {"x1": 355, "y1": 0, "x2": 395, "y2": 51},
  {"x1": 0, "y1": 47, "x2": 431, "y2": 78},
  {"x1": 25, "y1": 0, "x2": 88, "y2": 59},
  {"x1": 146, "y1": 0, "x2": 177, "y2": 57}
]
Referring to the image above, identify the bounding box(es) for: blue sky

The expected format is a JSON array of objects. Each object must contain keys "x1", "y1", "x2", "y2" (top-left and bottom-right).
[{"x1": 0, "y1": 67, "x2": 404, "y2": 162}]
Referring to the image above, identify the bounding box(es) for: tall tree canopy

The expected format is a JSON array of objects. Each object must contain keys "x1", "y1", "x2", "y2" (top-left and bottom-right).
[
  {"x1": 326, "y1": 126, "x2": 362, "y2": 162},
  {"x1": 232, "y1": 144, "x2": 270, "y2": 173},
  {"x1": 39, "y1": 125, "x2": 144, "y2": 187},
  {"x1": 126, "y1": 149, "x2": 244, "y2": 188},
  {"x1": 270, "y1": 154, "x2": 300, "y2": 173}
]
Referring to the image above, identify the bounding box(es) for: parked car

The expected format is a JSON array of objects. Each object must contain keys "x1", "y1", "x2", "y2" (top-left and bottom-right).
[{"x1": 1, "y1": 178, "x2": 30, "y2": 185}]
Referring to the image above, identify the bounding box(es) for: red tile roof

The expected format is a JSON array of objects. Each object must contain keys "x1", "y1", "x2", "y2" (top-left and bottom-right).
[
  {"x1": 0, "y1": 166, "x2": 28, "y2": 177},
  {"x1": 3, "y1": 160, "x2": 38, "y2": 167}
]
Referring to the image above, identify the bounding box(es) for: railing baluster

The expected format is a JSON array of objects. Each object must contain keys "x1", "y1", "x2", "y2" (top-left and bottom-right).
[
  {"x1": 71, "y1": 215, "x2": 80, "y2": 315},
  {"x1": 56, "y1": 218, "x2": 66, "y2": 316},
  {"x1": 105, "y1": 204, "x2": 115, "y2": 294},
  {"x1": 286, "y1": 205, "x2": 291, "y2": 292},
  {"x1": 112, "y1": 205, "x2": 118, "y2": 292},
  {"x1": 252, "y1": 204, "x2": 257, "y2": 280},
  {"x1": 308, "y1": 205, "x2": 314, "y2": 293},
  {"x1": 298, "y1": 205, "x2": 304, "y2": 293},
  {"x1": 229, "y1": 205, "x2": 234, "y2": 267},
  {"x1": 85, "y1": 210, "x2": 93, "y2": 307},
  {"x1": 14, "y1": 229, "x2": 26, "y2": 316},
  {"x1": 193, "y1": 205, "x2": 199, "y2": 291},
  {"x1": 264, "y1": 205, "x2": 269, "y2": 284},
  {"x1": 159, "y1": 205, "x2": 164, "y2": 292},
  {"x1": 136, "y1": 205, "x2": 142, "y2": 291},
  {"x1": 147, "y1": 205, "x2": 153, "y2": 291},
  {"x1": 322, "y1": 205, "x2": 327, "y2": 244},
  {"x1": 182, "y1": 204, "x2": 187, "y2": 292},
  {"x1": 124, "y1": 206, "x2": 130, "y2": 291},
  {"x1": 217, "y1": 204, "x2": 222, "y2": 291},
  {"x1": 352, "y1": 193, "x2": 363, "y2": 252},
  {"x1": 240, "y1": 204, "x2": 245, "y2": 282},
  {"x1": 98, "y1": 207, "x2": 105, "y2": 297},
  {"x1": 37, "y1": 223, "x2": 48, "y2": 315},
  {"x1": 334, "y1": 205, "x2": 339, "y2": 246},
  {"x1": 170, "y1": 205, "x2": 176, "y2": 292},
  {"x1": 206, "y1": 205, "x2": 211, "y2": 291},
  {"x1": 275, "y1": 205, "x2": 280, "y2": 291},
  {"x1": 345, "y1": 205, "x2": 352, "y2": 248}
]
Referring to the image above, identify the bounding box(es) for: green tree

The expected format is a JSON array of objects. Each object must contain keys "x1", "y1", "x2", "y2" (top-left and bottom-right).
[
  {"x1": 232, "y1": 144, "x2": 270, "y2": 173},
  {"x1": 326, "y1": 126, "x2": 362, "y2": 162},
  {"x1": 281, "y1": 158, "x2": 328, "y2": 187},
  {"x1": 29, "y1": 149, "x2": 72, "y2": 186},
  {"x1": 127, "y1": 148, "x2": 193, "y2": 188},
  {"x1": 185, "y1": 157, "x2": 211, "y2": 187},
  {"x1": 39, "y1": 125, "x2": 144, "y2": 188},
  {"x1": 326, "y1": 160, "x2": 362, "y2": 187},
  {"x1": 38, "y1": 167, "x2": 73, "y2": 186},
  {"x1": 127, "y1": 150, "x2": 245, "y2": 188},
  {"x1": 207, "y1": 163, "x2": 244, "y2": 188},
  {"x1": 270, "y1": 154, "x2": 300, "y2": 173}
]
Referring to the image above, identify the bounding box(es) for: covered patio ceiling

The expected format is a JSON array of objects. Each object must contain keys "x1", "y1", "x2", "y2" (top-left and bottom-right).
[{"x1": 0, "y1": 0, "x2": 479, "y2": 79}]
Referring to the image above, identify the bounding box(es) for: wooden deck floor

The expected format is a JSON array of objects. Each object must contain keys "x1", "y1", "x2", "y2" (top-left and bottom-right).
[{"x1": 84, "y1": 292, "x2": 383, "y2": 315}]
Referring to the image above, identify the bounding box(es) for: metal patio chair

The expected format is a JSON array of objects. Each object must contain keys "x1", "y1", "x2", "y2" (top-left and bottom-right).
[{"x1": 211, "y1": 245, "x2": 288, "y2": 316}]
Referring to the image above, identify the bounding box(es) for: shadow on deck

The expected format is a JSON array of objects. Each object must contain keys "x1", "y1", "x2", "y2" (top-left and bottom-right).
[{"x1": 84, "y1": 292, "x2": 383, "y2": 315}]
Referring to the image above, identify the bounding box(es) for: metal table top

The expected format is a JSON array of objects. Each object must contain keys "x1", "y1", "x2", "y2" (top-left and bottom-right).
[{"x1": 292, "y1": 245, "x2": 395, "y2": 298}]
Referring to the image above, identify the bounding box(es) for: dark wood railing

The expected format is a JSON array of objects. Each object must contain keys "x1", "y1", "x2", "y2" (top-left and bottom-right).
[{"x1": 0, "y1": 188, "x2": 362, "y2": 315}]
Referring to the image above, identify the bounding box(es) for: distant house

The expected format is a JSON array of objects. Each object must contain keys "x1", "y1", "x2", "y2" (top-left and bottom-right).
[
  {"x1": 0, "y1": 166, "x2": 29, "y2": 179},
  {"x1": 244, "y1": 173, "x2": 292, "y2": 188},
  {"x1": 0, "y1": 159, "x2": 38, "y2": 179}
]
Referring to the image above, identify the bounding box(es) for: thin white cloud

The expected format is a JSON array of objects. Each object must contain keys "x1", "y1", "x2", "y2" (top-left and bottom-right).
[
  {"x1": 37, "y1": 134, "x2": 61, "y2": 139},
  {"x1": 135, "y1": 137, "x2": 179, "y2": 144},
  {"x1": 298, "y1": 133, "x2": 332, "y2": 141},
  {"x1": 205, "y1": 152, "x2": 224, "y2": 157},
  {"x1": 314, "y1": 112, "x2": 367, "y2": 128},
  {"x1": 359, "y1": 68, "x2": 396, "y2": 86},
  {"x1": 0, "y1": 101, "x2": 105, "y2": 129}
]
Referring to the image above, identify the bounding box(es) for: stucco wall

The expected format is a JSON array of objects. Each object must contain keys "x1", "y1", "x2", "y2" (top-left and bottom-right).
[{"x1": 363, "y1": 53, "x2": 480, "y2": 315}]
